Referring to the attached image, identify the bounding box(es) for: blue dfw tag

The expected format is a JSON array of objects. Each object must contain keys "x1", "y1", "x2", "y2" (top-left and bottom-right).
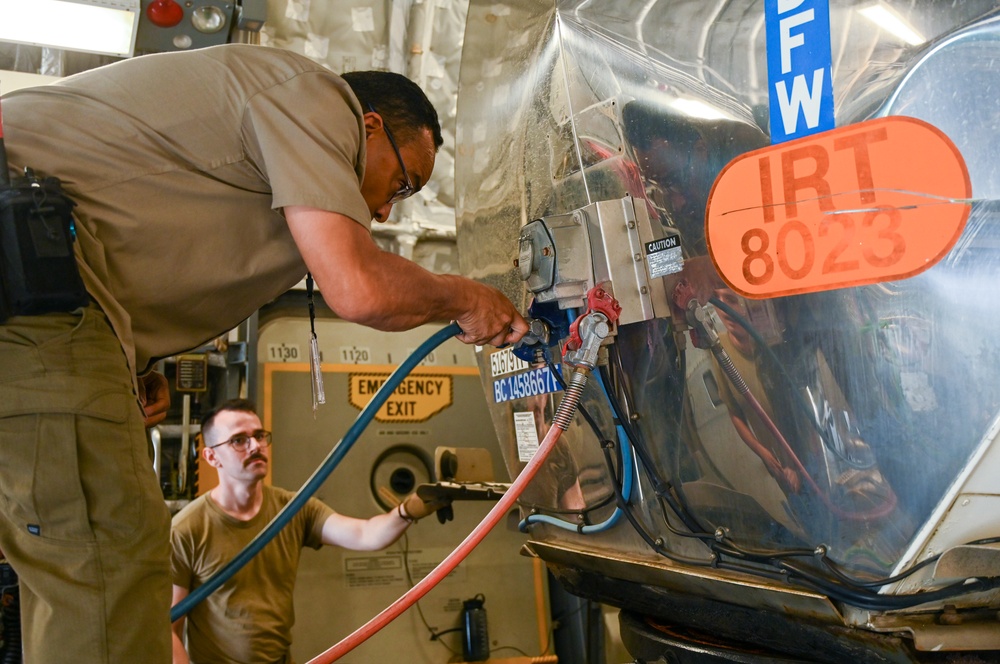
[{"x1": 764, "y1": 0, "x2": 835, "y2": 143}]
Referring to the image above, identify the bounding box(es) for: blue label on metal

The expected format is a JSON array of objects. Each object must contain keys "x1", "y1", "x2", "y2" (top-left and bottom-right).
[
  {"x1": 764, "y1": 0, "x2": 835, "y2": 143},
  {"x1": 493, "y1": 365, "x2": 563, "y2": 403}
]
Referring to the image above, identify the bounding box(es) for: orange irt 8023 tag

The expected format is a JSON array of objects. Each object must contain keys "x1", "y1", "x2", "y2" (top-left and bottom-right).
[{"x1": 706, "y1": 116, "x2": 971, "y2": 299}]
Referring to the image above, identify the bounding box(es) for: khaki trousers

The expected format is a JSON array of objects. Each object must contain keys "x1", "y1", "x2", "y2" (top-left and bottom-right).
[{"x1": 0, "y1": 306, "x2": 171, "y2": 663}]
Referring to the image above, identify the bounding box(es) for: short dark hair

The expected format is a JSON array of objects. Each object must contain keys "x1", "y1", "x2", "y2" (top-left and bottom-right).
[
  {"x1": 341, "y1": 70, "x2": 444, "y2": 149},
  {"x1": 201, "y1": 398, "x2": 258, "y2": 444}
]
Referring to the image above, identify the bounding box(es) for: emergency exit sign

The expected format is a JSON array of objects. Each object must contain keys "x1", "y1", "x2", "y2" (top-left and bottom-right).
[
  {"x1": 764, "y1": 0, "x2": 835, "y2": 143},
  {"x1": 348, "y1": 373, "x2": 453, "y2": 423}
]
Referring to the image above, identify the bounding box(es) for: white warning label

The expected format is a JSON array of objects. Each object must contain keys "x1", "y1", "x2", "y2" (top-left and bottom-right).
[
  {"x1": 514, "y1": 411, "x2": 540, "y2": 462},
  {"x1": 344, "y1": 548, "x2": 464, "y2": 589},
  {"x1": 646, "y1": 235, "x2": 684, "y2": 278},
  {"x1": 344, "y1": 553, "x2": 405, "y2": 588}
]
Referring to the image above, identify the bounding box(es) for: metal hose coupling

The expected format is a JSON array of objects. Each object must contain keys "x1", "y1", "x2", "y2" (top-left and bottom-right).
[
  {"x1": 686, "y1": 299, "x2": 750, "y2": 396},
  {"x1": 710, "y1": 341, "x2": 751, "y2": 397},
  {"x1": 552, "y1": 367, "x2": 590, "y2": 431}
]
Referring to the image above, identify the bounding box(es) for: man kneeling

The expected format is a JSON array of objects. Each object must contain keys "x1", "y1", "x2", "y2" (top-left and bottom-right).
[{"x1": 170, "y1": 399, "x2": 446, "y2": 664}]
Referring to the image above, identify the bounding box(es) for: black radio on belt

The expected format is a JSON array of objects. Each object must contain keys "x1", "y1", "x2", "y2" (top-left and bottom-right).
[
  {"x1": 0, "y1": 102, "x2": 89, "y2": 324},
  {"x1": 0, "y1": 168, "x2": 90, "y2": 323}
]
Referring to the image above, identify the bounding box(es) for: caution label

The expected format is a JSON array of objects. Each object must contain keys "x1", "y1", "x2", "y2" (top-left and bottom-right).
[
  {"x1": 349, "y1": 373, "x2": 453, "y2": 422},
  {"x1": 645, "y1": 233, "x2": 683, "y2": 279}
]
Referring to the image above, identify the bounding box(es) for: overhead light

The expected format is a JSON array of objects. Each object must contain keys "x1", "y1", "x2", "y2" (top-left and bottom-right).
[
  {"x1": 859, "y1": 3, "x2": 925, "y2": 46},
  {"x1": 0, "y1": 0, "x2": 140, "y2": 58},
  {"x1": 670, "y1": 98, "x2": 728, "y2": 121}
]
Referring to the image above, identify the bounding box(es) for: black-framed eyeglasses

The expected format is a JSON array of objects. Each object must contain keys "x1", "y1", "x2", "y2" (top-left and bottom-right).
[
  {"x1": 208, "y1": 430, "x2": 272, "y2": 452},
  {"x1": 367, "y1": 102, "x2": 416, "y2": 205}
]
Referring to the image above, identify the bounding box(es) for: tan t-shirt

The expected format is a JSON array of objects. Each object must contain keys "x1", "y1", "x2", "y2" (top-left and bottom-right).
[
  {"x1": 171, "y1": 485, "x2": 336, "y2": 664},
  {"x1": 2, "y1": 44, "x2": 373, "y2": 377}
]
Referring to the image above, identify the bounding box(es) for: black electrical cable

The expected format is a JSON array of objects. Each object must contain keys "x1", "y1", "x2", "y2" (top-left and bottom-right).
[
  {"x1": 527, "y1": 351, "x2": 707, "y2": 549},
  {"x1": 600, "y1": 443, "x2": 716, "y2": 567},
  {"x1": 777, "y1": 557, "x2": 1000, "y2": 611},
  {"x1": 637, "y1": 480, "x2": 1000, "y2": 611},
  {"x1": 516, "y1": 317, "x2": 1000, "y2": 610},
  {"x1": 530, "y1": 347, "x2": 712, "y2": 561},
  {"x1": 605, "y1": 338, "x2": 798, "y2": 544},
  {"x1": 516, "y1": 491, "x2": 619, "y2": 517},
  {"x1": 515, "y1": 357, "x2": 624, "y2": 522},
  {"x1": 603, "y1": 352, "x2": 789, "y2": 550},
  {"x1": 714, "y1": 559, "x2": 802, "y2": 584},
  {"x1": 556, "y1": 356, "x2": 702, "y2": 542},
  {"x1": 399, "y1": 532, "x2": 459, "y2": 655},
  {"x1": 491, "y1": 645, "x2": 532, "y2": 657},
  {"x1": 658, "y1": 343, "x2": 738, "y2": 544},
  {"x1": 821, "y1": 552, "x2": 937, "y2": 588},
  {"x1": 681, "y1": 516, "x2": 1000, "y2": 610},
  {"x1": 599, "y1": 361, "x2": 708, "y2": 536},
  {"x1": 547, "y1": 357, "x2": 624, "y2": 488},
  {"x1": 596, "y1": 331, "x2": 1000, "y2": 609},
  {"x1": 710, "y1": 539, "x2": 819, "y2": 562},
  {"x1": 600, "y1": 347, "x2": 718, "y2": 544},
  {"x1": 820, "y1": 536, "x2": 1000, "y2": 588}
]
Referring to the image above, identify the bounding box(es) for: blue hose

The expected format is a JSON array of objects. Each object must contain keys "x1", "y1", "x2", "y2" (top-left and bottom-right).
[{"x1": 171, "y1": 322, "x2": 462, "y2": 622}]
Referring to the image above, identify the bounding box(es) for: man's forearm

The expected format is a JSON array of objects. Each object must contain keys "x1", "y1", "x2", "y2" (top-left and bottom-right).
[
  {"x1": 362, "y1": 508, "x2": 413, "y2": 550},
  {"x1": 321, "y1": 249, "x2": 469, "y2": 331},
  {"x1": 285, "y1": 206, "x2": 528, "y2": 346}
]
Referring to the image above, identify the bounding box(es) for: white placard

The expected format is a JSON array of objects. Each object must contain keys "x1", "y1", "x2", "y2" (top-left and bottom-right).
[
  {"x1": 489, "y1": 347, "x2": 528, "y2": 377},
  {"x1": 514, "y1": 411, "x2": 540, "y2": 462}
]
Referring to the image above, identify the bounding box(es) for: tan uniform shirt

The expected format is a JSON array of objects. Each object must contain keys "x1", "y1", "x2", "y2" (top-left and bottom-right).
[
  {"x1": 171, "y1": 485, "x2": 336, "y2": 664},
  {"x1": 2, "y1": 44, "x2": 373, "y2": 377}
]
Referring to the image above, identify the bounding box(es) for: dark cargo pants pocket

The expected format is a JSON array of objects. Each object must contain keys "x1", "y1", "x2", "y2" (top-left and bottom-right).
[{"x1": 0, "y1": 388, "x2": 147, "y2": 543}]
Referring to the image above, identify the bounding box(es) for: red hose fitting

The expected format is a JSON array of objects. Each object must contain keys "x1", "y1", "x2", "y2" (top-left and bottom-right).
[{"x1": 564, "y1": 285, "x2": 621, "y2": 354}]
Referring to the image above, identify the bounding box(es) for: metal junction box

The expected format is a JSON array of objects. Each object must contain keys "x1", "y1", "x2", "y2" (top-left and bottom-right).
[{"x1": 517, "y1": 196, "x2": 680, "y2": 325}]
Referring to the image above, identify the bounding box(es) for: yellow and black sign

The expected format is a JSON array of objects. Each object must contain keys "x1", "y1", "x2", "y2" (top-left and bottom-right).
[{"x1": 348, "y1": 373, "x2": 454, "y2": 423}]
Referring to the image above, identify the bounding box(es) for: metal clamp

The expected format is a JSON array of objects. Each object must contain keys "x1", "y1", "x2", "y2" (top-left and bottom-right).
[{"x1": 563, "y1": 286, "x2": 622, "y2": 369}]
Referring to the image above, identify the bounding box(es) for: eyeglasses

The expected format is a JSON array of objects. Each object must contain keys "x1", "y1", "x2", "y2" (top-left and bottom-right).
[
  {"x1": 367, "y1": 102, "x2": 416, "y2": 205},
  {"x1": 207, "y1": 430, "x2": 272, "y2": 452}
]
